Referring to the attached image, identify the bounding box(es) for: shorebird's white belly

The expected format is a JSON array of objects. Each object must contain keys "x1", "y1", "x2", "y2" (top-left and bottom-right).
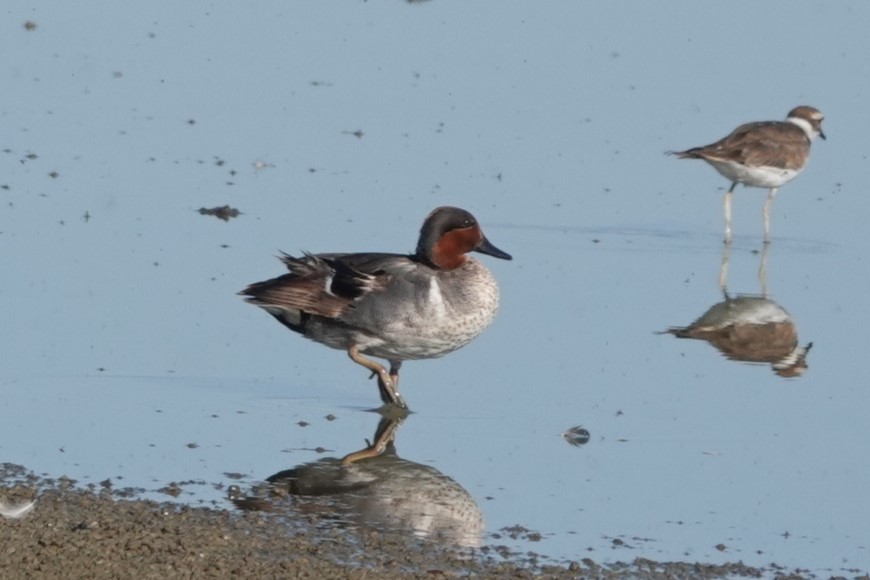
[{"x1": 708, "y1": 159, "x2": 801, "y2": 188}]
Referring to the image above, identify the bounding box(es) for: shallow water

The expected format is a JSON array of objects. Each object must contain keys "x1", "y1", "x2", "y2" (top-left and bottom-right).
[{"x1": 2, "y1": 1, "x2": 869, "y2": 575}]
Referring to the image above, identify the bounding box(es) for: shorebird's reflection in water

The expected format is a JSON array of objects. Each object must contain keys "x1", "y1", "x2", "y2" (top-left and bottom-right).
[
  {"x1": 229, "y1": 413, "x2": 483, "y2": 548},
  {"x1": 664, "y1": 244, "x2": 811, "y2": 377}
]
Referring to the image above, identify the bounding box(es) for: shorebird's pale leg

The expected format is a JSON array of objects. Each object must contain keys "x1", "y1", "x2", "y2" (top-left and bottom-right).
[
  {"x1": 718, "y1": 242, "x2": 731, "y2": 292},
  {"x1": 348, "y1": 345, "x2": 407, "y2": 408},
  {"x1": 723, "y1": 182, "x2": 736, "y2": 244},
  {"x1": 762, "y1": 187, "x2": 778, "y2": 244},
  {"x1": 758, "y1": 242, "x2": 770, "y2": 297}
]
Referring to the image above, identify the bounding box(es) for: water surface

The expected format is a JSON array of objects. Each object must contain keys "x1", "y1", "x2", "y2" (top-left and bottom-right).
[{"x1": 2, "y1": 1, "x2": 868, "y2": 575}]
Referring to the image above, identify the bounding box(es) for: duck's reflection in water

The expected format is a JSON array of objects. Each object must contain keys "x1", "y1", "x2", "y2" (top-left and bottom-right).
[
  {"x1": 229, "y1": 414, "x2": 483, "y2": 548},
  {"x1": 664, "y1": 244, "x2": 811, "y2": 377}
]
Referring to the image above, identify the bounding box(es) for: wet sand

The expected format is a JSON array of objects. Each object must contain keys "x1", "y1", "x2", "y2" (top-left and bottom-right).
[{"x1": 0, "y1": 465, "x2": 834, "y2": 579}]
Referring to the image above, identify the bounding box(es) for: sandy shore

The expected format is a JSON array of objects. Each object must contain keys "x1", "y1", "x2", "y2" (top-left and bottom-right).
[{"x1": 0, "y1": 464, "x2": 838, "y2": 579}]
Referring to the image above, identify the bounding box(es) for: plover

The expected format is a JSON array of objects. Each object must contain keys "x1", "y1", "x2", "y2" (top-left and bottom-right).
[
  {"x1": 664, "y1": 294, "x2": 812, "y2": 377},
  {"x1": 671, "y1": 106, "x2": 825, "y2": 243}
]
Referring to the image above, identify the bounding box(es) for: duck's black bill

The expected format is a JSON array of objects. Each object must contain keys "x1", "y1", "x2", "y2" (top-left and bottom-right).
[{"x1": 476, "y1": 235, "x2": 512, "y2": 260}]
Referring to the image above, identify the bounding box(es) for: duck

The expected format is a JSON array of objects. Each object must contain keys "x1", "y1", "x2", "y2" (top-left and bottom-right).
[{"x1": 240, "y1": 206, "x2": 512, "y2": 409}]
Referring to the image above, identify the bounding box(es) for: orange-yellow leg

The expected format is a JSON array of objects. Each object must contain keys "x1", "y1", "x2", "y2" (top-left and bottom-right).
[
  {"x1": 388, "y1": 360, "x2": 402, "y2": 390},
  {"x1": 340, "y1": 416, "x2": 404, "y2": 465},
  {"x1": 348, "y1": 346, "x2": 407, "y2": 408}
]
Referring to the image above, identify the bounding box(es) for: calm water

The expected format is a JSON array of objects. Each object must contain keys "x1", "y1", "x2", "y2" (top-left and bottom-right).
[{"x1": 2, "y1": 1, "x2": 868, "y2": 574}]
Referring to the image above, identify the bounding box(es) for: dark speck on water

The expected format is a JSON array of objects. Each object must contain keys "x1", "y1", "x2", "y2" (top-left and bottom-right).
[{"x1": 197, "y1": 205, "x2": 241, "y2": 221}]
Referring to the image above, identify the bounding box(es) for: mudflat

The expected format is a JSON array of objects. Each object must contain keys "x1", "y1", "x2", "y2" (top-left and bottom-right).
[{"x1": 0, "y1": 465, "x2": 825, "y2": 579}]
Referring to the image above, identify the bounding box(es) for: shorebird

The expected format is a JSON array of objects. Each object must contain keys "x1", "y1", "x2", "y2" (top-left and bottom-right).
[{"x1": 671, "y1": 106, "x2": 825, "y2": 243}]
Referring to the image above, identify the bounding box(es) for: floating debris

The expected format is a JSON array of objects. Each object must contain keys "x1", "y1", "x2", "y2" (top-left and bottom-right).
[
  {"x1": 0, "y1": 499, "x2": 36, "y2": 519},
  {"x1": 497, "y1": 524, "x2": 541, "y2": 541},
  {"x1": 561, "y1": 426, "x2": 590, "y2": 447},
  {"x1": 197, "y1": 205, "x2": 241, "y2": 222},
  {"x1": 158, "y1": 483, "x2": 182, "y2": 498}
]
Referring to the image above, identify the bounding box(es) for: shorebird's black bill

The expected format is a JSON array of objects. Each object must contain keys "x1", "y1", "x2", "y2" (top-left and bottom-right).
[{"x1": 476, "y1": 235, "x2": 512, "y2": 260}]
